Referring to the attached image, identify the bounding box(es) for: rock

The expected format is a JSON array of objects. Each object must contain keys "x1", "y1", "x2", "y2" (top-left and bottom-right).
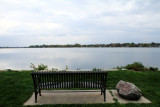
[{"x1": 116, "y1": 80, "x2": 142, "y2": 100}]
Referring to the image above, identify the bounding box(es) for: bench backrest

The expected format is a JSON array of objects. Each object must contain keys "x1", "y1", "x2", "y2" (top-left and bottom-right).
[{"x1": 31, "y1": 71, "x2": 108, "y2": 89}]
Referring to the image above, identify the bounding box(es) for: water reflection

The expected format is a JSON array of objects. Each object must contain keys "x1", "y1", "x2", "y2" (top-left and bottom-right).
[{"x1": 0, "y1": 48, "x2": 160, "y2": 70}]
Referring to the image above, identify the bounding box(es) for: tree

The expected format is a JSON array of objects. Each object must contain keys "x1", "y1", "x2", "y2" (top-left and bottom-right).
[{"x1": 74, "y1": 43, "x2": 81, "y2": 47}]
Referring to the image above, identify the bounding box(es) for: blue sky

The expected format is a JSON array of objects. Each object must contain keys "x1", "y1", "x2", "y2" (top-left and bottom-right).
[{"x1": 0, "y1": 0, "x2": 160, "y2": 46}]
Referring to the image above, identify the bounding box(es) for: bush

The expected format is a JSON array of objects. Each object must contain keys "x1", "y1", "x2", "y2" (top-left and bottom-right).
[
  {"x1": 124, "y1": 62, "x2": 159, "y2": 72},
  {"x1": 92, "y1": 68, "x2": 102, "y2": 71},
  {"x1": 114, "y1": 66, "x2": 124, "y2": 71},
  {"x1": 30, "y1": 63, "x2": 48, "y2": 70},
  {"x1": 37, "y1": 64, "x2": 48, "y2": 70},
  {"x1": 125, "y1": 62, "x2": 144, "y2": 71},
  {"x1": 66, "y1": 65, "x2": 68, "y2": 70},
  {"x1": 149, "y1": 67, "x2": 158, "y2": 71}
]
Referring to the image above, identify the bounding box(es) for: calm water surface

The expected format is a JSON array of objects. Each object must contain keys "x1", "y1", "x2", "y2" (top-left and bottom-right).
[{"x1": 0, "y1": 48, "x2": 160, "y2": 70}]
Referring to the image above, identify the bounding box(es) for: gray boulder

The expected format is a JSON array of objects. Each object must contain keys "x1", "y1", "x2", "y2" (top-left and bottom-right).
[{"x1": 116, "y1": 80, "x2": 142, "y2": 100}]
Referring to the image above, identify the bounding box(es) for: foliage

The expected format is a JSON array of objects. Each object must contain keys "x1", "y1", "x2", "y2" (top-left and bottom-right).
[
  {"x1": 1, "y1": 42, "x2": 160, "y2": 48},
  {"x1": 149, "y1": 67, "x2": 158, "y2": 71},
  {"x1": 28, "y1": 42, "x2": 160, "y2": 48},
  {"x1": 30, "y1": 63, "x2": 48, "y2": 70},
  {"x1": 125, "y1": 62, "x2": 144, "y2": 71},
  {"x1": 77, "y1": 68, "x2": 81, "y2": 70},
  {"x1": 52, "y1": 68, "x2": 58, "y2": 71},
  {"x1": 114, "y1": 66, "x2": 124, "y2": 71},
  {"x1": 92, "y1": 68, "x2": 102, "y2": 71},
  {"x1": 30, "y1": 63, "x2": 37, "y2": 70},
  {"x1": 38, "y1": 64, "x2": 48, "y2": 70},
  {"x1": 124, "y1": 62, "x2": 159, "y2": 72},
  {"x1": 66, "y1": 65, "x2": 69, "y2": 70}
]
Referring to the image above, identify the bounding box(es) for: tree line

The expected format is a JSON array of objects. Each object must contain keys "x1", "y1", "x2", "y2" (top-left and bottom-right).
[{"x1": 29, "y1": 42, "x2": 160, "y2": 48}]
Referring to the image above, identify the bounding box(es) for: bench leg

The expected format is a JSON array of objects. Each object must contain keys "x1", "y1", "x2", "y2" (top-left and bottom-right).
[
  {"x1": 35, "y1": 92, "x2": 37, "y2": 103},
  {"x1": 39, "y1": 88, "x2": 41, "y2": 96},
  {"x1": 104, "y1": 88, "x2": 106, "y2": 102},
  {"x1": 101, "y1": 88, "x2": 103, "y2": 95}
]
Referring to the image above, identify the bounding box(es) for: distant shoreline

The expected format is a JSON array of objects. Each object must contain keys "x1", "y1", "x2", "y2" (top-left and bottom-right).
[
  {"x1": 0, "y1": 47, "x2": 160, "y2": 49},
  {"x1": 1, "y1": 42, "x2": 160, "y2": 48}
]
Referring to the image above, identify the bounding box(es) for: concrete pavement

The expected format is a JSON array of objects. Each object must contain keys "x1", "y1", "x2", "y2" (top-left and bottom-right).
[{"x1": 24, "y1": 90, "x2": 151, "y2": 106}]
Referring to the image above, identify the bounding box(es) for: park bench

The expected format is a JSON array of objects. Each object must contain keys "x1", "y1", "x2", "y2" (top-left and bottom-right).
[{"x1": 31, "y1": 71, "x2": 108, "y2": 103}]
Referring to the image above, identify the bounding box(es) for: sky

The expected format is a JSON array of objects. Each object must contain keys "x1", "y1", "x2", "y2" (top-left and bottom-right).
[{"x1": 0, "y1": 0, "x2": 160, "y2": 46}]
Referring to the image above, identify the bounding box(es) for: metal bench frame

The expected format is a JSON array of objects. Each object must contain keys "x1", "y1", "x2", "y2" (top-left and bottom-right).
[{"x1": 31, "y1": 71, "x2": 108, "y2": 103}]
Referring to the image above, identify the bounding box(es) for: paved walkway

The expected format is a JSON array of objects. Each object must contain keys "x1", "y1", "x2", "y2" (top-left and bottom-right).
[{"x1": 24, "y1": 90, "x2": 151, "y2": 106}]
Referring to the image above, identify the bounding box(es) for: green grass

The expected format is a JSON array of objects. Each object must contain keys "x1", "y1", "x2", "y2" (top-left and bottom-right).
[
  {"x1": 0, "y1": 70, "x2": 160, "y2": 107},
  {"x1": 0, "y1": 71, "x2": 33, "y2": 107}
]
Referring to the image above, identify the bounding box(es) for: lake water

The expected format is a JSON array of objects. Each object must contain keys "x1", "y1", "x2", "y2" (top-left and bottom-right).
[{"x1": 0, "y1": 48, "x2": 160, "y2": 70}]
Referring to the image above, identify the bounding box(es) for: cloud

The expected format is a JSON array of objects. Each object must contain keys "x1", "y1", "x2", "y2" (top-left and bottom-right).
[{"x1": 0, "y1": 0, "x2": 160, "y2": 46}]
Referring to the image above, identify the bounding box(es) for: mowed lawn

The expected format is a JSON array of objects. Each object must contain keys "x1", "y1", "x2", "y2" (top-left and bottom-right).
[{"x1": 0, "y1": 70, "x2": 160, "y2": 107}]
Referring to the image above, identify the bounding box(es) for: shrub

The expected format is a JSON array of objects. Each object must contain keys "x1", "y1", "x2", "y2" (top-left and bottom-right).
[
  {"x1": 30, "y1": 63, "x2": 48, "y2": 70},
  {"x1": 52, "y1": 68, "x2": 58, "y2": 71},
  {"x1": 92, "y1": 68, "x2": 102, "y2": 71},
  {"x1": 115, "y1": 66, "x2": 124, "y2": 71},
  {"x1": 30, "y1": 63, "x2": 37, "y2": 70},
  {"x1": 149, "y1": 67, "x2": 158, "y2": 71},
  {"x1": 118, "y1": 62, "x2": 158, "y2": 72},
  {"x1": 37, "y1": 64, "x2": 48, "y2": 70},
  {"x1": 144, "y1": 67, "x2": 149, "y2": 71},
  {"x1": 125, "y1": 62, "x2": 144, "y2": 71},
  {"x1": 66, "y1": 65, "x2": 68, "y2": 70}
]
